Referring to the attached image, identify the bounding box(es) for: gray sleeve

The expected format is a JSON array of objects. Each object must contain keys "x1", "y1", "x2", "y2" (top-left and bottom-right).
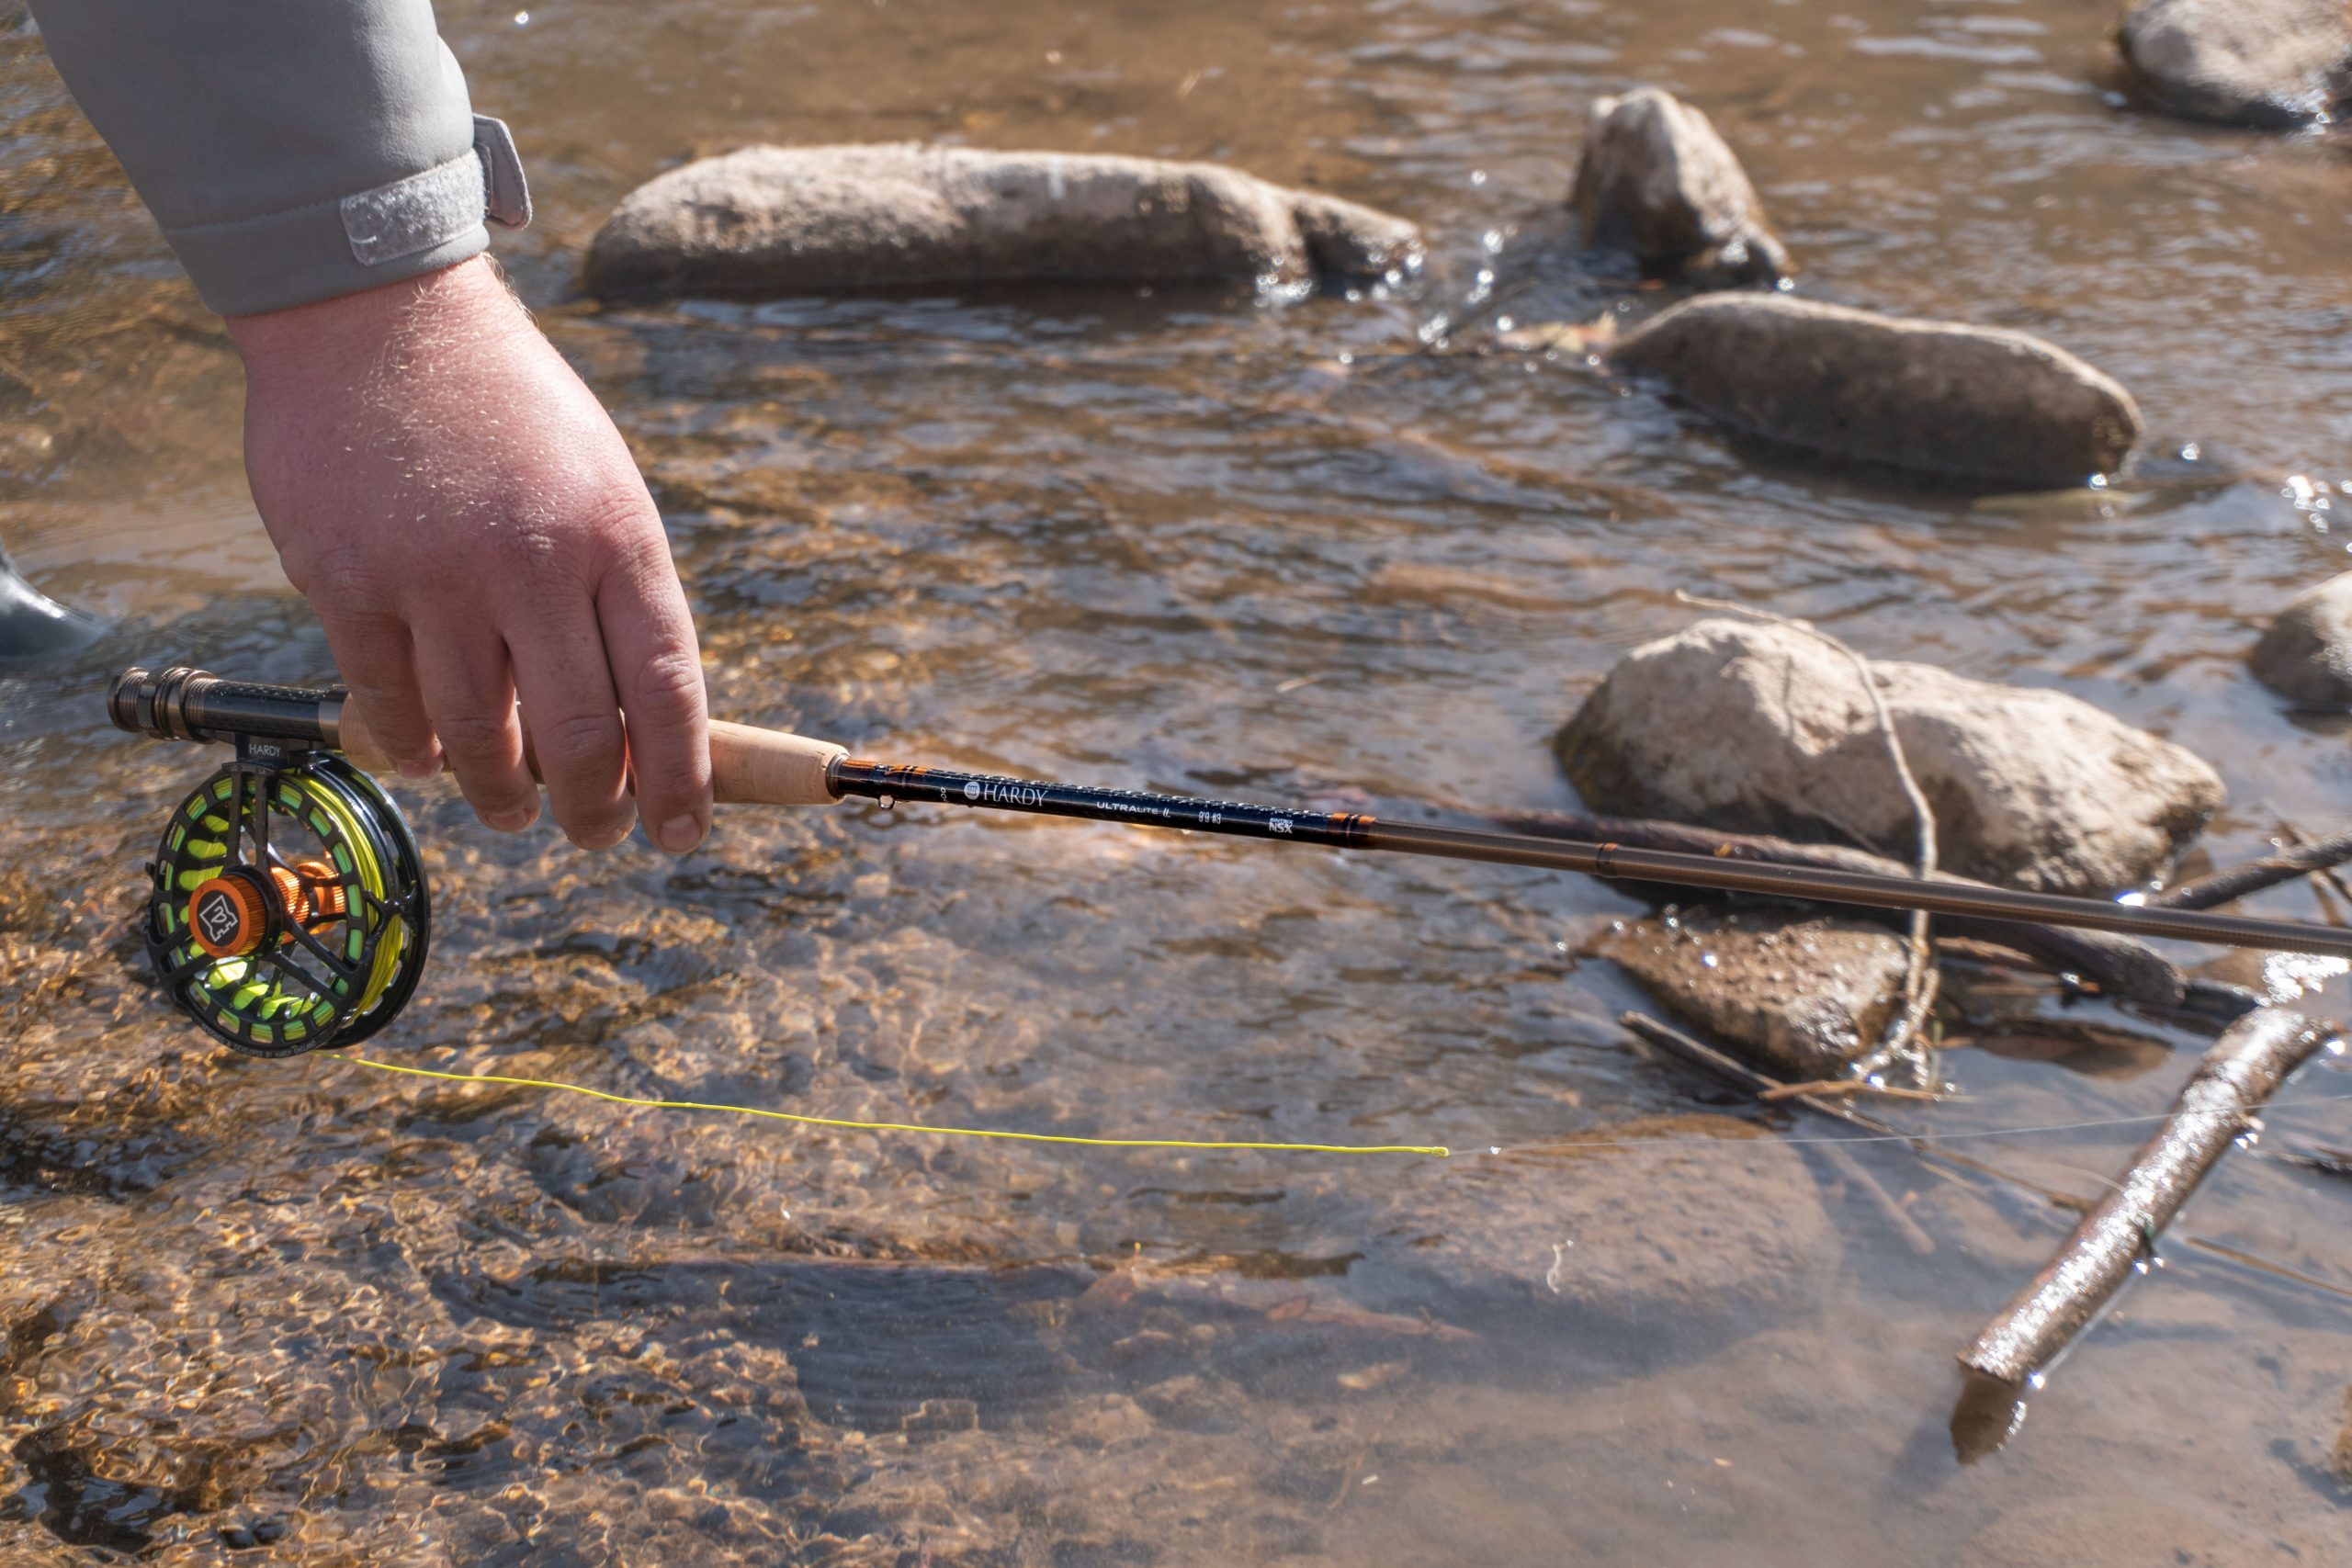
[{"x1": 27, "y1": 0, "x2": 529, "y2": 318}]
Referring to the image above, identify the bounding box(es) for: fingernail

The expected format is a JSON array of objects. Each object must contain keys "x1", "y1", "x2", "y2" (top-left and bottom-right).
[
  {"x1": 398, "y1": 757, "x2": 437, "y2": 781},
  {"x1": 485, "y1": 807, "x2": 534, "y2": 832},
  {"x1": 573, "y1": 822, "x2": 633, "y2": 852},
  {"x1": 656, "y1": 814, "x2": 706, "y2": 855}
]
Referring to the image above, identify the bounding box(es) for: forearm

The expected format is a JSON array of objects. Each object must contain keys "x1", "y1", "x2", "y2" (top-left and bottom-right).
[{"x1": 27, "y1": 0, "x2": 526, "y2": 317}]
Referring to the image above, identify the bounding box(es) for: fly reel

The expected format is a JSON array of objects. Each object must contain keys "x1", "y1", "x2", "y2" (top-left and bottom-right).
[{"x1": 115, "y1": 667, "x2": 430, "y2": 1056}]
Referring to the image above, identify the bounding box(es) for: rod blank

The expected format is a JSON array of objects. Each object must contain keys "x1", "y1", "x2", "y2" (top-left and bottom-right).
[
  {"x1": 111, "y1": 667, "x2": 2352, "y2": 960},
  {"x1": 827, "y1": 759, "x2": 2352, "y2": 960}
]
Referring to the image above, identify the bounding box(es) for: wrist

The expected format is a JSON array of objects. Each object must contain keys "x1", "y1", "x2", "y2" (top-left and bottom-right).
[{"x1": 226, "y1": 256, "x2": 530, "y2": 391}]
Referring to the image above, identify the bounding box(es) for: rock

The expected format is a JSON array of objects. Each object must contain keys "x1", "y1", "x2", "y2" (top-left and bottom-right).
[
  {"x1": 1568, "y1": 87, "x2": 1790, "y2": 287},
  {"x1": 0, "y1": 538, "x2": 103, "y2": 660},
  {"x1": 1557, "y1": 618, "x2": 2223, "y2": 896},
  {"x1": 2118, "y1": 0, "x2": 2351, "y2": 130},
  {"x1": 2250, "y1": 571, "x2": 2352, "y2": 705},
  {"x1": 1587, "y1": 909, "x2": 1907, "y2": 1079},
  {"x1": 584, "y1": 144, "x2": 1423, "y2": 301},
  {"x1": 1363, "y1": 1114, "x2": 1838, "y2": 1338},
  {"x1": 1604, "y1": 295, "x2": 2143, "y2": 487}
]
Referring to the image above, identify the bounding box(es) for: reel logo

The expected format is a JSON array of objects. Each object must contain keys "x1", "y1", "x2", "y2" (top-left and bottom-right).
[{"x1": 197, "y1": 888, "x2": 243, "y2": 946}]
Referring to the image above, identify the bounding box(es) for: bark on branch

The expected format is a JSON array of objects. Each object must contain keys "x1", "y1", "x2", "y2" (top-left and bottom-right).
[
  {"x1": 1957, "y1": 1007, "x2": 2335, "y2": 1389},
  {"x1": 1498, "y1": 808, "x2": 2211, "y2": 1011},
  {"x1": 2145, "y1": 830, "x2": 2352, "y2": 912}
]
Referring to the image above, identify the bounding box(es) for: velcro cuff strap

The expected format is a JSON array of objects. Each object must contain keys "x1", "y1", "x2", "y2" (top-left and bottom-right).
[
  {"x1": 158, "y1": 115, "x2": 532, "y2": 318},
  {"x1": 340, "y1": 150, "x2": 487, "y2": 265}
]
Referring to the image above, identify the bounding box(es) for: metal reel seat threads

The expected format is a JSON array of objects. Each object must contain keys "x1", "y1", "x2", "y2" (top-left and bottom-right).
[{"x1": 144, "y1": 757, "x2": 429, "y2": 1056}]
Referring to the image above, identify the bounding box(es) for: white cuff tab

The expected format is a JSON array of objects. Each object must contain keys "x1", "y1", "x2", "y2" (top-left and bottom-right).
[{"x1": 473, "y1": 114, "x2": 533, "y2": 230}]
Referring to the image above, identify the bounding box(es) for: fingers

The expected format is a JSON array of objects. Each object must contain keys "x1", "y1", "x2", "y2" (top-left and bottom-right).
[
  {"x1": 597, "y1": 540, "x2": 711, "y2": 855},
  {"x1": 318, "y1": 613, "x2": 440, "y2": 779},
  {"x1": 410, "y1": 623, "x2": 538, "y2": 833},
  {"x1": 503, "y1": 593, "x2": 638, "y2": 851}
]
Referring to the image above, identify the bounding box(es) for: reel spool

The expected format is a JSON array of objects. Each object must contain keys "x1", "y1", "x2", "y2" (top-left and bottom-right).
[{"x1": 119, "y1": 667, "x2": 430, "y2": 1056}]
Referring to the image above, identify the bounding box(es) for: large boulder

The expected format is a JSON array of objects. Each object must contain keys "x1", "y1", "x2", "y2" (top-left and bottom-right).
[
  {"x1": 585, "y1": 144, "x2": 1422, "y2": 301},
  {"x1": 1587, "y1": 910, "x2": 1907, "y2": 1080},
  {"x1": 2118, "y1": 0, "x2": 2351, "y2": 130},
  {"x1": 1605, "y1": 295, "x2": 2142, "y2": 487},
  {"x1": 2250, "y1": 572, "x2": 2352, "y2": 705},
  {"x1": 1557, "y1": 618, "x2": 2224, "y2": 896},
  {"x1": 1568, "y1": 88, "x2": 1790, "y2": 287},
  {"x1": 1360, "y1": 1114, "x2": 1838, "y2": 1339}
]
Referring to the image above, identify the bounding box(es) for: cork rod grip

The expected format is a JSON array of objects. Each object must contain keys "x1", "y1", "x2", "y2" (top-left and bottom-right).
[
  {"x1": 706, "y1": 721, "x2": 846, "y2": 807},
  {"x1": 334, "y1": 706, "x2": 846, "y2": 808}
]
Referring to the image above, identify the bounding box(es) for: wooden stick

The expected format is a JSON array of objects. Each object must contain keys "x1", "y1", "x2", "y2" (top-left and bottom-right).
[
  {"x1": 2145, "y1": 831, "x2": 2352, "y2": 912},
  {"x1": 1618, "y1": 1010, "x2": 1890, "y2": 1132},
  {"x1": 1755, "y1": 1078, "x2": 1954, "y2": 1104},
  {"x1": 1957, "y1": 1008, "x2": 2335, "y2": 1388},
  {"x1": 1501, "y1": 808, "x2": 2200, "y2": 1012}
]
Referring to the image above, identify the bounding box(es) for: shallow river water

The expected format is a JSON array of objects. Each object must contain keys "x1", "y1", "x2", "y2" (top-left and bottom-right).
[{"x1": 4, "y1": 0, "x2": 2351, "y2": 1562}]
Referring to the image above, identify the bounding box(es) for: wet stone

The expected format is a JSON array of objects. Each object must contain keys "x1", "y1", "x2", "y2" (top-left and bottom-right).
[
  {"x1": 1604, "y1": 294, "x2": 2142, "y2": 487},
  {"x1": 2118, "y1": 0, "x2": 2352, "y2": 130},
  {"x1": 1363, "y1": 1115, "x2": 1838, "y2": 1342},
  {"x1": 584, "y1": 143, "x2": 1422, "y2": 302},
  {"x1": 2249, "y1": 570, "x2": 2352, "y2": 706},
  {"x1": 1558, "y1": 617, "x2": 2223, "y2": 896},
  {"x1": 1587, "y1": 909, "x2": 1906, "y2": 1080},
  {"x1": 1569, "y1": 87, "x2": 1790, "y2": 287}
]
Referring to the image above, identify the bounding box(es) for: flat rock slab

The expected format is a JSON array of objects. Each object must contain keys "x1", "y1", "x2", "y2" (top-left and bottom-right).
[
  {"x1": 1605, "y1": 295, "x2": 2142, "y2": 488},
  {"x1": 1569, "y1": 87, "x2": 1790, "y2": 287},
  {"x1": 2119, "y1": 0, "x2": 2352, "y2": 130},
  {"x1": 585, "y1": 144, "x2": 1423, "y2": 301},
  {"x1": 1558, "y1": 617, "x2": 2223, "y2": 896},
  {"x1": 1363, "y1": 1114, "x2": 1838, "y2": 1339},
  {"x1": 1588, "y1": 910, "x2": 1907, "y2": 1080},
  {"x1": 2250, "y1": 571, "x2": 2352, "y2": 705}
]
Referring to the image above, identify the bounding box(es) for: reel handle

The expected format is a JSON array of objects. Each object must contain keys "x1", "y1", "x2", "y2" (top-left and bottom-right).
[{"x1": 112, "y1": 665, "x2": 850, "y2": 808}]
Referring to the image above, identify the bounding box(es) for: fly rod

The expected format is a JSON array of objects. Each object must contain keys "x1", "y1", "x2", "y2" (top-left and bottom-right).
[{"x1": 109, "y1": 665, "x2": 2352, "y2": 1055}]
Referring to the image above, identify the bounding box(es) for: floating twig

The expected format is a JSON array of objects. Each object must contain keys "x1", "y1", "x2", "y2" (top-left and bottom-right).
[
  {"x1": 1756, "y1": 1078, "x2": 1955, "y2": 1104},
  {"x1": 1674, "y1": 592, "x2": 1942, "y2": 1082},
  {"x1": 1958, "y1": 1008, "x2": 2335, "y2": 1391},
  {"x1": 1619, "y1": 1010, "x2": 1887, "y2": 1131},
  {"x1": 2146, "y1": 829, "x2": 2352, "y2": 912},
  {"x1": 1505, "y1": 808, "x2": 2203, "y2": 1012}
]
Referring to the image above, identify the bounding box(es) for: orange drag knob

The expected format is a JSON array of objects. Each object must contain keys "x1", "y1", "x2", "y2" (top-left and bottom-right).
[{"x1": 187, "y1": 874, "x2": 267, "y2": 959}]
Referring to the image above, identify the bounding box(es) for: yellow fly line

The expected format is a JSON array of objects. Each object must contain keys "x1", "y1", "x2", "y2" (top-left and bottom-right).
[{"x1": 324, "y1": 1052, "x2": 1452, "y2": 1157}]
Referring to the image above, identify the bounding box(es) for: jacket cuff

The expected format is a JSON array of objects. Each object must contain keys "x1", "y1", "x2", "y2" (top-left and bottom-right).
[{"x1": 174, "y1": 115, "x2": 533, "y2": 319}]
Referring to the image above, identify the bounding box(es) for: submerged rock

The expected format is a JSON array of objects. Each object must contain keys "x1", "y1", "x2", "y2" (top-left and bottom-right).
[
  {"x1": 1588, "y1": 910, "x2": 1906, "y2": 1080},
  {"x1": 584, "y1": 144, "x2": 1422, "y2": 301},
  {"x1": 1605, "y1": 295, "x2": 2143, "y2": 487},
  {"x1": 2250, "y1": 571, "x2": 2352, "y2": 705},
  {"x1": 1364, "y1": 1114, "x2": 1838, "y2": 1338},
  {"x1": 1557, "y1": 618, "x2": 2223, "y2": 896},
  {"x1": 2118, "y1": 0, "x2": 2352, "y2": 130},
  {"x1": 0, "y1": 539, "x2": 102, "y2": 660},
  {"x1": 1568, "y1": 87, "x2": 1790, "y2": 287}
]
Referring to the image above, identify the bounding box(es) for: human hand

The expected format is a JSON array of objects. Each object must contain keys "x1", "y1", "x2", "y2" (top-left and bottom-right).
[{"x1": 227, "y1": 256, "x2": 710, "y2": 853}]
